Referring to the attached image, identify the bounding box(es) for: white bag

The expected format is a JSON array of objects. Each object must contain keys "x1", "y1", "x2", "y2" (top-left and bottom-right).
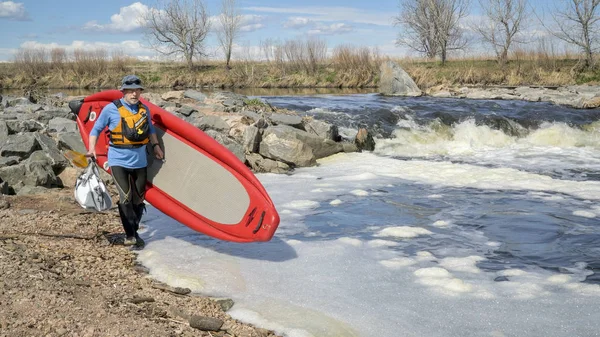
[{"x1": 74, "y1": 159, "x2": 112, "y2": 211}]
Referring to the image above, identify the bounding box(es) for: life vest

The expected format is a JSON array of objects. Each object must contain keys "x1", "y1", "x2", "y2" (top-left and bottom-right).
[{"x1": 109, "y1": 99, "x2": 150, "y2": 148}]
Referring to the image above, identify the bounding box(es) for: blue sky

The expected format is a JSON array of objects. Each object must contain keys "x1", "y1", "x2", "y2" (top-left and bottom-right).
[{"x1": 0, "y1": 0, "x2": 567, "y2": 62}]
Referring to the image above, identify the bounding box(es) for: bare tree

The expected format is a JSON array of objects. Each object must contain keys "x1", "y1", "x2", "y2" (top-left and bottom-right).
[
  {"x1": 217, "y1": 0, "x2": 243, "y2": 69},
  {"x1": 474, "y1": 0, "x2": 528, "y2": 65},
  {"x1": 545, "y1": 0, "x2": 600, "y2": 68},
  {"x1": 394, "y1": 0, "x2": 470, "y2": 64},
  {"x1": 143, "y1": 0, "x2": 211, "y2": 69}
]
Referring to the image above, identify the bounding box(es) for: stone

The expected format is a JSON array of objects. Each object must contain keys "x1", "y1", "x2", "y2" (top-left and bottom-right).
[
  {"x1": 583, "y1": 96, "x2": 600, "y2": 109},
  {"x1": 242, "y1": 126, "x2": 260, "y2": 153},
  {"x1": 194, "y1": 116, "x2": 230, "y2": 132},
  {"x1": 214, "y1": 298, "x2": 234, "y2": 312},
  {"x1": 48, "y1": 117, "x2": 78, "y2": 133},
  {"x1": 0, "y1": 134, "x2": 40, "y2": 159},
  {"x1": 161, "y1": 91, "x2": 184, "y2": 101},
  {"x1": 355, "y1": 128, "x2": 375, "y2": 151},
  {"x1": 379, "y1": 60, "x2": 422, "y2": 97},
  {"x1": 183, "y1": 89, "x2": 207, "y2": 102},
  {"x1": 57, "y1": 132, "x2": 87, "y2": 154},
  {"x1": 304, "y1": 119, "x2": 340, "y2": 141},
  {"x1": 269, "y1": 113, "x2": 304, "y2": 129},
  {"x1": 176, "y1": 105, "x2": 197, "y2": 117},
  {"x1": 259, "y1": 126, "x2": 316, "y2": 167},
  {"x1": 188, "y1": 315, "x2": 223, "y2": 331},
  {"x1": 0, "y1": 121, "x2": 7, "y2": 145},
  {"x1": 245, "y1": 153, "x2": 290, "y2": 174},
  {"x1": 204, "y1": 130, "x2": 245, "y2": 162}
]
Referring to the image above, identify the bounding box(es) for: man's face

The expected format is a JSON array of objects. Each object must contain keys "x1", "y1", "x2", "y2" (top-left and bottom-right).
[{"x1": 122, "y1": 88, "x2": 142, "y2": 105}]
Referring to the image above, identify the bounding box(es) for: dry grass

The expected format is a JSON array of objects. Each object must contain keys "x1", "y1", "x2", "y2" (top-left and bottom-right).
[{"x1": 1, "y1": 45, "x2": 600, "y2": 90}]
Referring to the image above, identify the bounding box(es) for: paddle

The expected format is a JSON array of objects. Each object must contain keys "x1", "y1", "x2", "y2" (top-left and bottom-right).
[{"x1": 63, "y1": 150, "x2": 90, "y2": 168}]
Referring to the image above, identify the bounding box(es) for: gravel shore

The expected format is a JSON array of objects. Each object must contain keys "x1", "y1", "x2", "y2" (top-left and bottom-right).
[{"x1": 0, "y1": 188, "x2": 280, "y2": 337}]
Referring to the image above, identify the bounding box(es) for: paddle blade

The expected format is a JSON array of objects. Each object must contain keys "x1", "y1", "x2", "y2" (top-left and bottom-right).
[{"x1": 64, "y1": 150, "x2": 88, "y2": 168}]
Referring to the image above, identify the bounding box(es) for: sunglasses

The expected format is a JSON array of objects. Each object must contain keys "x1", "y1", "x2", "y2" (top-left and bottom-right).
[{"x1": 124, "y1": 79, "x2": 141, "y2": 85}]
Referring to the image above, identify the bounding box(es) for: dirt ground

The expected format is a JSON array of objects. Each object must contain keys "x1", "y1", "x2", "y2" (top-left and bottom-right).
[{"x1": 0, "y1": 188, "x2": 280, "y2": 337}]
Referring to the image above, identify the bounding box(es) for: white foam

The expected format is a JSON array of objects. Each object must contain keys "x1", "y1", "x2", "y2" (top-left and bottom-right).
[
  {"x1": 573, "y1": 210, "x2": 597, "y2": 218},
  {"x1": 329, "y1": 199, "x2": 343, "y2": 206},
  {"x1": 137, "y1": 151, "x2": 600, "y2": 337},
  {"x1": 440, "y1": 256, "x2": 485, "y2": 273},
  {"x1": 379, "y1": 257, "x2": 416, "y2": 269},
  {"x1": 282, "y1": 200, "x2": 321, "y2": 210},
  {"x1": 368, "y1": 239, "x2": 400, "y2": 247},
  {"x1": 375, "y1": 226, "x2": 433, "y2": 238},
  {"x1": 432, "y1": 220, "x2": 450, "y2": 228},
  {"x1": 350, "y1": 189, "x2": 369, "y2": 196}
]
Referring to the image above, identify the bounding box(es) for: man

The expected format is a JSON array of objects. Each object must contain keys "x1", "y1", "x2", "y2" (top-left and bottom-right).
[{"x1": 87, "y1": 75, "x2": 164, "y2": 247}]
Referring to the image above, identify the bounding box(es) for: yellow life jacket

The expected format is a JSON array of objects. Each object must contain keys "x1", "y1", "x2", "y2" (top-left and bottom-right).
[{"x1": 109, "y1": 100, "x2": 150, "y2": 148}]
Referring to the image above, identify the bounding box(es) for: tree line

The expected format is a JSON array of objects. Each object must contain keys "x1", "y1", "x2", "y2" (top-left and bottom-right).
[{"x1": 394, "y1": 0, "x2": 600, "y2": 69}]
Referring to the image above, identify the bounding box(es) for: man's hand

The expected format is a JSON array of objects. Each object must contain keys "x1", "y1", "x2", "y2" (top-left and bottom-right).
[{"x1": 153, "y1": 144, "x2": 164, "y2": 160}]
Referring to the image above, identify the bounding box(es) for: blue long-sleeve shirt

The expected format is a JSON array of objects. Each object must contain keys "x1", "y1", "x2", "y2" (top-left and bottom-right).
[{"x1": 90, "y1": 99, "x2": 156, "y2": 169}]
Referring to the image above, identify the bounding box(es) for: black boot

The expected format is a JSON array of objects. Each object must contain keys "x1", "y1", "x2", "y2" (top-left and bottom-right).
[
  {"x1": 117, "y1": 201, "x2": 137, "y2": 238},
  {"x1": 133, "y1": 203, "x2": 146, "y2": 232}
]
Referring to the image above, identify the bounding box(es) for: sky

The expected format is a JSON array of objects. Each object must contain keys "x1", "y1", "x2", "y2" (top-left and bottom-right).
[{"x1": 0, "y1": 0, "x2": 569, "y2": 63}]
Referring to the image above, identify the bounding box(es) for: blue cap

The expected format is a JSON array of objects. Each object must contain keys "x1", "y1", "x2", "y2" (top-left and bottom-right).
[{"x1": 120, "y1": 75, "x2": 144, "y2": 90}]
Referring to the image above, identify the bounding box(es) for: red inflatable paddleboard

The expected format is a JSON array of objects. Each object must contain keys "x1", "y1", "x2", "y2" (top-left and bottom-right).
[{"x1": 69, "y1": 90, "x2": 279, "y2": 242}]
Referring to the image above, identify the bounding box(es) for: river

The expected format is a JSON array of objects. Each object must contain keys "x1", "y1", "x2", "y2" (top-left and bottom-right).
[{"x1": 132, "y1": 92, "x2": 600, "y2": 337}]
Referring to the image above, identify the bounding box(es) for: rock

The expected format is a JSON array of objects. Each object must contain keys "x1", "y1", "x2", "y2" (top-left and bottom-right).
[
  {"x1": 194, "y1": 116, "x2": 231, "y2": 132},
  {"x1": 304, "y1": 119, "x2": 340, "y2": 141},
  {"x1": 246, "y1": 153, "x2": 291, "y2": 174},
  {"x1": 129, "y1": 296, "x2": 155, "y2": 304},
  {"x1": 176, "y1": 105, "x2": 197, "y2": 117},
  {"x1": 188, "y1": 315, "x2": 223, "y2": 331},
  {"x1": 204, "y1": 130, "x2": 245, "y2": 163},
  {"x1": 269, "y1": 113, "x2": 304, "y2": 129},
  {"x1": 23, "y1": 155, "x2": 59, "y2": 187},
  {"x1": 0, "y1": 121, "x2": 8, "y2": 145},
  {"x1": 242, "y1": 126, "x2": 261, "y2": 153},
  {"x1": 0, "y1": 134, "x2": 40, "y2": 160},
  {"x1": 221, "y1": 115, "x2": 253, "y2": 142},
  {"x1": 141, "y1": 92, "x2": 164, "y2": 106},
  {"x1": 48, "y1": 117, "x2": 77, "y2": 133},
  {"x1": 183, "y1": 90, "x2": 207, "y2": 102},
  {"x1": 0, "y1": 156, "x2": 20, "y2": 168},
  {"x1": 379, "y1": 60, "x2": 422, "y2": 97},
  {"x1": 5, "y1": 118, "x2": 44, "y2": 133},
  {"x1": 259, "y1": 126, "x2": 317, "y2": 167},
  {"x1": 355, "y1": 128, "x2": 375, "y2": 151},
  {"x1": 583, "y1": 95, "x2": 600, "y2": 109},
  {"x1": 214, "y1": 298, "x2": 234, "y2": 312},
  {"x1": 341, "y1": 142, "x2": 358, "y2": 153},
  {"x1": 33, "y1": 134, "x2": 69, "y2": 173},
  {"x1": 161, "y1": 91, "x2": 184, "y2": 101},
  {"x1": 57, "y1": 132, "x2": 87, "y2": 154}
]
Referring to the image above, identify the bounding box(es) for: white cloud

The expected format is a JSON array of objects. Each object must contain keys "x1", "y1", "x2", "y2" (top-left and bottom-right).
[
  {"x1": 240, "y1": 23, "x2": 264, "y2": 32},
  {"x1": 284, "y1": 17, "x2": 312, "y2": 29},
  {"x1": 0, "y1": 1, "x2": 29, "y2": 20},
  {"x1": 244, "y1": 6, "x2": 393, "y2": 26},
  {"x1": 82, "y1": 2, "x2": 149, "y2": 33},
  {"x1": 240, "y1": 14, "x2": 265, "y2": 32},
  {"x1": 308, "y1": 23, "x2": 353, "y2": 36}
]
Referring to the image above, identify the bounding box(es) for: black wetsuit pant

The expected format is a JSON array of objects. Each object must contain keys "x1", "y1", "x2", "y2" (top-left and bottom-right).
[{"x1": 110, "y1": 166, "x2": 146, "y2": 238}]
